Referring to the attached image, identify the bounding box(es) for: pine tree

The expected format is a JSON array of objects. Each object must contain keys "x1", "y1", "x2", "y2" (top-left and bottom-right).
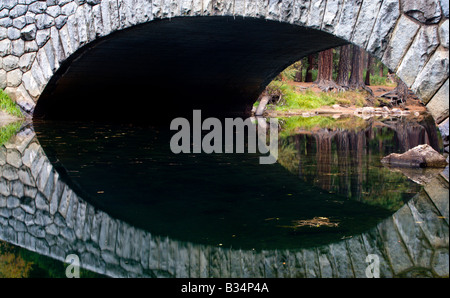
[
  {"x1": 305, "y1": 54, "x2": 315, "y2": 82},
  {"x1": 315, "y1": 49, "x2": 340, "y2": 91},
  {"x1": 349, "y1": 45, "x2": 373, "y2": 95},
  {"x1": 316, "y1": 49, "x2": 334, "y2": 83},
  {"x1": 365, "y1": 54, "x2": 373, "y2": 86},
  {"x1": 336, "y1": 44, "x2": 351, "y2": 88},
  {"x1": 294, "y1": 60, "x2": 303, "y2": 82}
]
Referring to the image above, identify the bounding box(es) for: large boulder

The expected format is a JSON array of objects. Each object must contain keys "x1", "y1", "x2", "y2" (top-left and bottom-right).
[{"x1": 381, "y1": 144, "x2": 448, "y2": 168}]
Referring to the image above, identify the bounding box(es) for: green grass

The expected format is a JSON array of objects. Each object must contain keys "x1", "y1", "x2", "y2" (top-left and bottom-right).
[
  {"x1": 267, "y1": 81, "x2": 334, "y2": 110},
  {"x1": 0, "y1": 89, "x2": 24, "y2": 118},
  {"x1": 0, "y1": 121, "x2": 23, "y2": 146},
  {"x1": 280, "y1": 88, "x2": 336, "y2": 110},
  {"x1": 266, "y1": 81, "x2": 368, "y2": 111}
]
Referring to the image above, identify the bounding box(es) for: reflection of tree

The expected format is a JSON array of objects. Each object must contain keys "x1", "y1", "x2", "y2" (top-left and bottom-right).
[
  {"x1": 384, "y1": 115, "x2": 440, "y2": 152},
  {"x1": 278, "y1": 115, "x2": 439, "y2": 211},
  {"x1": 0, "y1": 239, "x2": 104, "y2": 278},
  {"x1": 314, "y1": 132, "x2": 335, "y2": 191},
  {"x1": 350, "y1": 130, "x2": 365, "y2": 200},
  {"x1": 0, "y1": 241, "x2": 32, "y2": 278},
  {"x1": 336, "y1": 131, "x2": 350, "y2": 196}
]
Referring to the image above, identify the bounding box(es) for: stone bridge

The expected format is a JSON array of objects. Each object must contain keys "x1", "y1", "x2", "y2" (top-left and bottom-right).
[
  {"x1": 0, "y1": 126, "x2": 449, "y2": 277},
  {"x1": 0, "y1": 0, "x2": 448, "y2": 125}
]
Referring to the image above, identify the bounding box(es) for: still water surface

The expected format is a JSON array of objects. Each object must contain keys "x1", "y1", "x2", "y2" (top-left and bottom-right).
[{"x1": 0, "y1": 114, "x2": 448, "y2": 277}]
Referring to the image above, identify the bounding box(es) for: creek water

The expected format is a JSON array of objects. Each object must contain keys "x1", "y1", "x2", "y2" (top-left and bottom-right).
[{"x1": 0, "y1": 114, "x2": 448, "y2": 278}]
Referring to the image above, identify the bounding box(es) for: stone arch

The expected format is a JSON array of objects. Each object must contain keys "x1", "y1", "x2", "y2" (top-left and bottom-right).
[{"x1": 0, "y1": 1, "x2": 448, "y2": 131}]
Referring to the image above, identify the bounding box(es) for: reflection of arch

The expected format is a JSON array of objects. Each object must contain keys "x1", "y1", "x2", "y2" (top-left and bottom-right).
[
  {"x1": 0, "y1": 1, "x2": 448, "y2": 125},
  {"x1": 0, "y1": 128, "x2": 448, "y2": 277}
]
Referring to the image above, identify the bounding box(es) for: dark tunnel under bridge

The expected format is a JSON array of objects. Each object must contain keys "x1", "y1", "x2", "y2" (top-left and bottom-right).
[{"x1": 33, "y1": 17, "x2": 348, "y2": 122}]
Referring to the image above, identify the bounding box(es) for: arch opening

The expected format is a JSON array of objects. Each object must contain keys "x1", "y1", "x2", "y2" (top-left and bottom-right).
[{"x1": 33, "y1": 16, "x2": 347, "y2": 123}]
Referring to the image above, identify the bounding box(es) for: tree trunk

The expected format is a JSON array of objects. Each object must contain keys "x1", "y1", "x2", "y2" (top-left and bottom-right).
[
  {"x1": 395, "y1": 77, "x2": 409, "y2": 106},
  {"x1": 365, "y1": 55, "x2": 373, "y2": 86},
  {"x1": 316, "y1": 49, "x2": 333, "y2": 82},
  {"x1": 315, "y1": 49, "x2": 339, "y2": 91},
  {"x1": 349, "y1": 45, "x2": 373, "y2": 95},
  {"x1": 295, "y1": 61, "x2": 303, "y2": 82},
  {"x1": 349, "y1": 45, "x2": 364, "y2": 88},
  {"x1": 305, "y1": 54, "x2": 315, "y2": 82},
  {"x1": 337, "y1": 44, "x2": 351, "y2": 87}
]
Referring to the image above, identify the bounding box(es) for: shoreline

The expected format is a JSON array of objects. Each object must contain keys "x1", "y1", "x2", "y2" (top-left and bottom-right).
[
  {"x1": 259, "y1": 82, "x2": 428, "y2": 118},
  {"x1": 264, "y1": 104, "x2": 428, "y2": 118},
  {"x1": 0, "y1": 110, "x2": 23, "y2": 127}
]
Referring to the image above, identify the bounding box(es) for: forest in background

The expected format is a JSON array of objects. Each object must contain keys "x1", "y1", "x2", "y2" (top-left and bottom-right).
[
  {"x1": 262, "y1": 44, "x2": 414, "y2": 111},
  {"x1": 279, "y1": 45, "x2": 394, "y2": 88}
]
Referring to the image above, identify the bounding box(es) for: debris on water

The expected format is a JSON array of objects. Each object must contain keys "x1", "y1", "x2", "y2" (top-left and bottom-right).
[{"x1": 290, "y1": 217, "x2": 339, "y2": 228}]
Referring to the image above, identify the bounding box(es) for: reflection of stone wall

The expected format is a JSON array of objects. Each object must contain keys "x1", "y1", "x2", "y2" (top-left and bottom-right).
[
  {"x1": 0, "y1": 0, "x2": 448, "y2": 128},
  {"x1": 1, "y1": 128, "x2": 448, "y2": 277}
]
